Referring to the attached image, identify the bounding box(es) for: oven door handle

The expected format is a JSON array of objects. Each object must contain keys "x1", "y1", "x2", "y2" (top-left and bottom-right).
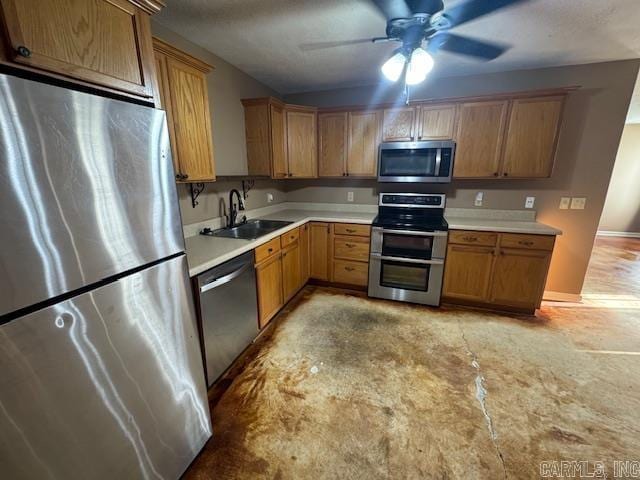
[
  {"x1": 379, "y1": 228, "x2": 448, "y2": 237},
  {"x1": 370, "y1": 253, "x2": 444, "y2": 265}
]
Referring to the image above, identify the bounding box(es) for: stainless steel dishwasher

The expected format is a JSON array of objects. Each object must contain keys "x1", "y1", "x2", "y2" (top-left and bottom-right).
[{"x1": 196, "y1": 251, "x2": 259, "y2": 387}]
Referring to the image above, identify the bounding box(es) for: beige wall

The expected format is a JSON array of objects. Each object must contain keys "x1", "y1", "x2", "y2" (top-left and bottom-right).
[
  {"x1": 152, "y1": 22, "x2": 286, "y2": 225},
  {"x1": 285, "y1": 60, "x2": 640, "y2": 296},
  {"x1": 599, "y1": 124, "x2": 640, "y2": 233}
]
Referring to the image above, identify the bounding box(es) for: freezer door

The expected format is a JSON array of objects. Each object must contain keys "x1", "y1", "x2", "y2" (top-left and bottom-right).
[
  {"x1": 0, "y1": 74, "x2": 184, "y2": 318},
  {"x1": 0, "y1": 255, "x2": 211, "y2": 480}
]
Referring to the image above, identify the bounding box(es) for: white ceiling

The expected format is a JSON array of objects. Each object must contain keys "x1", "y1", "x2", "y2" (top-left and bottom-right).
[{"x1": 157, "y1": 0, "x2": 640, "y2": 120}]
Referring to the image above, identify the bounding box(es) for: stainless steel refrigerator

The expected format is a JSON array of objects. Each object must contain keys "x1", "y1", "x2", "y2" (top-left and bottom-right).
[{"x1": 0, "y1": 74, "x2": 212, "y2": 479}]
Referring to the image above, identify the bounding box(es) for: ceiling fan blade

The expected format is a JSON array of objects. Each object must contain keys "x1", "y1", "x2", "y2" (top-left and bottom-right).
[
  {"x1": 428, "y1": 33, "x2": 509, "y2": 60},
  {"x1": 371, "y1": 0, "x2": 413, "y2": 20},
  {"x1": 300, "y1": 38, "x2": 386, "y2": 51},
  {"x1": 441, "y1": 0, "x2": 530, "y2": 28}
]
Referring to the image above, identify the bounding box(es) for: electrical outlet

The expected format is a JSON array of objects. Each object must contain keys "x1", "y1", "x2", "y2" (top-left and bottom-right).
[
  {"x1": 267, "y1": 193, "x2": 274, "y2": 203},
  {"x1": 525, "y1": 196, "x2": 535, "y2": 209},
  {"x1": 474, "y1": 192, "x2": 484, "y2": 207},
  {"x1": 347, "y1": 191, "x2": 354, "y2": 202},
  {"x1": 559, "y1": 197, "x2": 571, "y2": 210},
  {"x1": 570, "y1": 197, "x2": 586, "y2": 210}
]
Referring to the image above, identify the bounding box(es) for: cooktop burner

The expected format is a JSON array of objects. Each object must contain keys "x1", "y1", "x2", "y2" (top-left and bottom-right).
[{"x1": 373, "y1": 193, "x2": 448, "y2": 232}]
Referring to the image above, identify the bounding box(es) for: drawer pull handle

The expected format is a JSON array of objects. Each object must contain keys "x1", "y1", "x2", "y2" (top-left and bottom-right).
[
  {"x1": 345, "y1": 266, "x2": 355, "y2": 272},
  {"x1": 463, "y1": 236, "x2": 477, "y2": 242},
  {"x1": 268, "y1": 248, "x2": 273, "y2": 253},
  {"x1": 345, "y1": 243, "x2": 356, "y2": 248},
  {"x1": 518, "y1": 241, "x2": 534, "y2": 246},
  {"x1": 16, "y1": 45, "x2": 31, "y2": 58},
  {"x1": 346, "y1": 229, "x2": 356, "y2": 233}
]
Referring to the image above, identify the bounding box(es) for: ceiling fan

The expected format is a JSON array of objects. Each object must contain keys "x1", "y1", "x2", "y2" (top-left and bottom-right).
[{"x1": 304, "y1": 0, "x2": 530, "y2": 86}]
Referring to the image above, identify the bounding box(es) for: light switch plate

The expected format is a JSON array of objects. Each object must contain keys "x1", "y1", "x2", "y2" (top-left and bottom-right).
[
  {"x1": 474, "y1": 192, "x2": 484, "y2": 207},
  {"x1": 347, "y1": 191, "x2": 354, "y2": 202},
  {"x1": 559, "y1": 197, "x2": 571, "y2": 210},
  {"x1": 570, "y1": 197, "x2": 586, "y2": 210},
  {"x1": 267, "y1": 193, "x2": 274, "y2": 203},
  {"x1": 525, "y1": 196, "x2": 535, "y2": 209}
]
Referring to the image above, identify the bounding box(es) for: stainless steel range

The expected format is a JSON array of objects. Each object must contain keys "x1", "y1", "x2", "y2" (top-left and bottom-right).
[{"x1": 368, "y1": 193, "x2": 448, "y2": 306}]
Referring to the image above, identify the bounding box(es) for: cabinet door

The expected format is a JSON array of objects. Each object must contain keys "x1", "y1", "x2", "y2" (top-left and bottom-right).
[
  {"x1": 453, "y1": 101, "x2": 508, "y2": 178},
  {"x1": 347, "y1": 111, "x2": 381, "y2": 177},
  {"x1": 489, "y1": 248, "x2": 551, "y2": 310},
  {"x1": 309, "y1": 222, "x2": 330, "y2": 281},
  {"x1": 442, "y1": 245, "x2": 495, "y2": 302},
  {"x1": 286, "y1": 110, "x2": 317, "y2": 178},
  {"x1": 256, "y1": 254, "x2": 283, "y2": 329},
  {"x1": 299, "y1": 223, "x2": 310, "y2": 287},
  {"x1": 0, "y1": 0, "x2": 156, "y2": 98},
  {"x1": 281, "y1": 243, "x2": 301, "y2": 302},
  {"x1": 318, "y1": 112, "x2": 348, "y2": 177},
  {"x1": 501, "y1": 96, "x2": 564, "y2": 178},
  {"x1": 271, "y1": 104, "x2": 288, "y2": 178},
  {"x1": 165, "y1": 56, "x2": 215, "y2": 182},
  {"x1": 153, "y1": 52, "x2": 181, "y2": 176},
  {"x1": 244, "y1": 103, "x2": 272, "y2": 176},
  {"x1": 417, "y1": 104, "x2": 457, "y2": 140},
  {"x1": 382, "y1": 107, "x2": 416, "y2": 142}
]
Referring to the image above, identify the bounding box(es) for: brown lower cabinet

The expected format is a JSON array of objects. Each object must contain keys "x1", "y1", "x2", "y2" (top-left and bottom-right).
[
  {"x1": 255, "y1": 222, "x2": 370, "y2": 329},
  {"x1": 443, "y1": 230, "x2": 555, "y2": 313}
]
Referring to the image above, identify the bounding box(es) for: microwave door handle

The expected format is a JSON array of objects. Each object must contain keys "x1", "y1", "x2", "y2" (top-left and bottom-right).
[
  {"x1": 434, "y1": 148, "x2": 442, "y2": 176},
  {"x1": 379, "y1": 228, "x2": 448, "y2": 237},
  {"x1": 371, "y1": 253, "x2": 444, "y2": 265}
]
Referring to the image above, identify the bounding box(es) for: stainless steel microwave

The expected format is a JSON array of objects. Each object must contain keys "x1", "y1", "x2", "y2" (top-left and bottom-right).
[{"x1": 378, "y1": 140, "x2": 456, "y2": 183}]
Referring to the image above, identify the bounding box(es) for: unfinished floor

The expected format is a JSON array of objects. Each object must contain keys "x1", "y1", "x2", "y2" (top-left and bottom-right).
[{"x1": 185, "y1": 237, "x2": 640, "y2": 479}]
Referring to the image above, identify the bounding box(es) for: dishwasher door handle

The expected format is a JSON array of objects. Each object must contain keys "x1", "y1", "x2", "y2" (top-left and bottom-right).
[{"x1": 200, "y1": 262, "x2": 252, "y2": 293}]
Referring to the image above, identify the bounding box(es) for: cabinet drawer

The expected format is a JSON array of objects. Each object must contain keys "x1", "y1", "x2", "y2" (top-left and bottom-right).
[
  {"x1": 334, "y1": 223, "x2": 371, "y2": 237},
  {"x1": 333, "y1": 260, "x2": 369, "y2": 286},
  {"x1": 281, "y1": 227, "x2": 300, "y2": 247},
  {"x1": 500, "y1": 233, "x2": 555, "y2": 251},
  {"x1": 255, "y1": 237, "x2": 281, "y2": 263},
  {"x1": 449, "y1": 230, "x2": 498, "y2": 247},
  {"x1": 334, "y1": 236, "x2": 370, "y2": 261}
]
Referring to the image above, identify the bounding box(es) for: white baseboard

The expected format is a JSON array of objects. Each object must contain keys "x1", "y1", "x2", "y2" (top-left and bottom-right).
[
  {"x1": 543, "y1": 290, "x2": 583, "y2": 303},
  {"x1": 597, "y1": 230, "x2": 640, "y2": 238}
]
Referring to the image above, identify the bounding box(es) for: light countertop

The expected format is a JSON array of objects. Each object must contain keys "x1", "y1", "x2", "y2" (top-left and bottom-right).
[
  {"x1": 185, "y1": 207, "x2": 562, "y2": 277},
  {"x1": 445, "y1": 217, "x2": 562, "y2": 236},
  {"x1": 185, "y1": 209, "x2": 376, "y2": 277}
]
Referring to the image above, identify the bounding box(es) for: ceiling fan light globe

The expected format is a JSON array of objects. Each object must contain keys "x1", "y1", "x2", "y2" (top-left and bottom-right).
[
  {"x1": 381, "y1": 51, "x2": 406, "y2": 82},
  {"x1": 406, "y1": 48, "x2": 434, "y2": 85}
]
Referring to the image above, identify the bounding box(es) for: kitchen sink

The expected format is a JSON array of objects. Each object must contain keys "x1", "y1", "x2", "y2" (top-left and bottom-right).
[{"x1": 206, "y1": 219, "x2": 294, "y2": 240}]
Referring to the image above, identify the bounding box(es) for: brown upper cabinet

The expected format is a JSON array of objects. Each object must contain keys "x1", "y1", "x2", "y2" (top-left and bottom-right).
[
  {"x1": 453, "y1": 95, "x2": 566, "y2": 179},
  {"x1": 318, "y1": 109, "x2": 381, "y2": 178},
  {"x1": 0, "y1": 0, "x2": 162, "y2": 102},
  {"x1": 153, "y1": 38, "x2": 216, "y2": 183},
  {"x1": 382, "y1": 107, "x2": 416, "y2": 142},
  {"x1": 286, "y1": 106, "x2": 317, "y2": 178},
  {"x1": 501, "y1": 96, "x2": 565, "y2": 178},
  {"x1": 453, "y1": 100, "x2": 509, "y2": 178},
  {"x1": 243, "y1": 98, "x2": 316, "y2": 178},
  {"x1": 347, "y1": 110, "x2": 382, "y2": 177},
  {"x1": 416, "y1": 104, "x2": 457, "y2": 140},
  {"x1": 318, "y1": 112, "x2": 348, "y2": 177}
]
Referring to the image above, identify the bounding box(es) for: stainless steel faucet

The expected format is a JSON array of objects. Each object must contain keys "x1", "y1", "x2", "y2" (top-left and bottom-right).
[{"x1": 228, "y1": 189, "x2": 245, "y2": 228}]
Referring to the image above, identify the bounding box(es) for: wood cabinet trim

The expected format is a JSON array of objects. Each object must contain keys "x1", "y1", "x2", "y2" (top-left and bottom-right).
[
  {"x1": 129, "y1": 0, "x2": 165, "y2": 15},
  {"x1": 316, "y1": 87, "x2": 577, "y2": 114},
  {"x1": 152, "y1": 37, "x2": 212, "y2": 73}
]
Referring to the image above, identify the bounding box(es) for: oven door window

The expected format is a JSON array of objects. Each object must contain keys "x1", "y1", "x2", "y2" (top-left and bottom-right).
[
  {"x1": 382, "y1": 233, "x2": 433, "y2": 260},
  {"x1": 379, "y1": 148, "x2": 437, "y2": 177},
  {"x1": 380, "y1": 260, "x2": 429, "y2": 292}
]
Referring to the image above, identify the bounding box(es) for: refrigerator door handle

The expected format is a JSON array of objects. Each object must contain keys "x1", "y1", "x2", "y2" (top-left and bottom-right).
[{"x1": 200, "y1": 262, "x2": 252, "y2": 293}]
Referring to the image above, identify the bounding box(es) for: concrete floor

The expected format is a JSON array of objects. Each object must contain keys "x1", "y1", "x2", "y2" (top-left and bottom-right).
[{"x1": 185, "y1": 237, "x2": 640, "y2": 479}]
